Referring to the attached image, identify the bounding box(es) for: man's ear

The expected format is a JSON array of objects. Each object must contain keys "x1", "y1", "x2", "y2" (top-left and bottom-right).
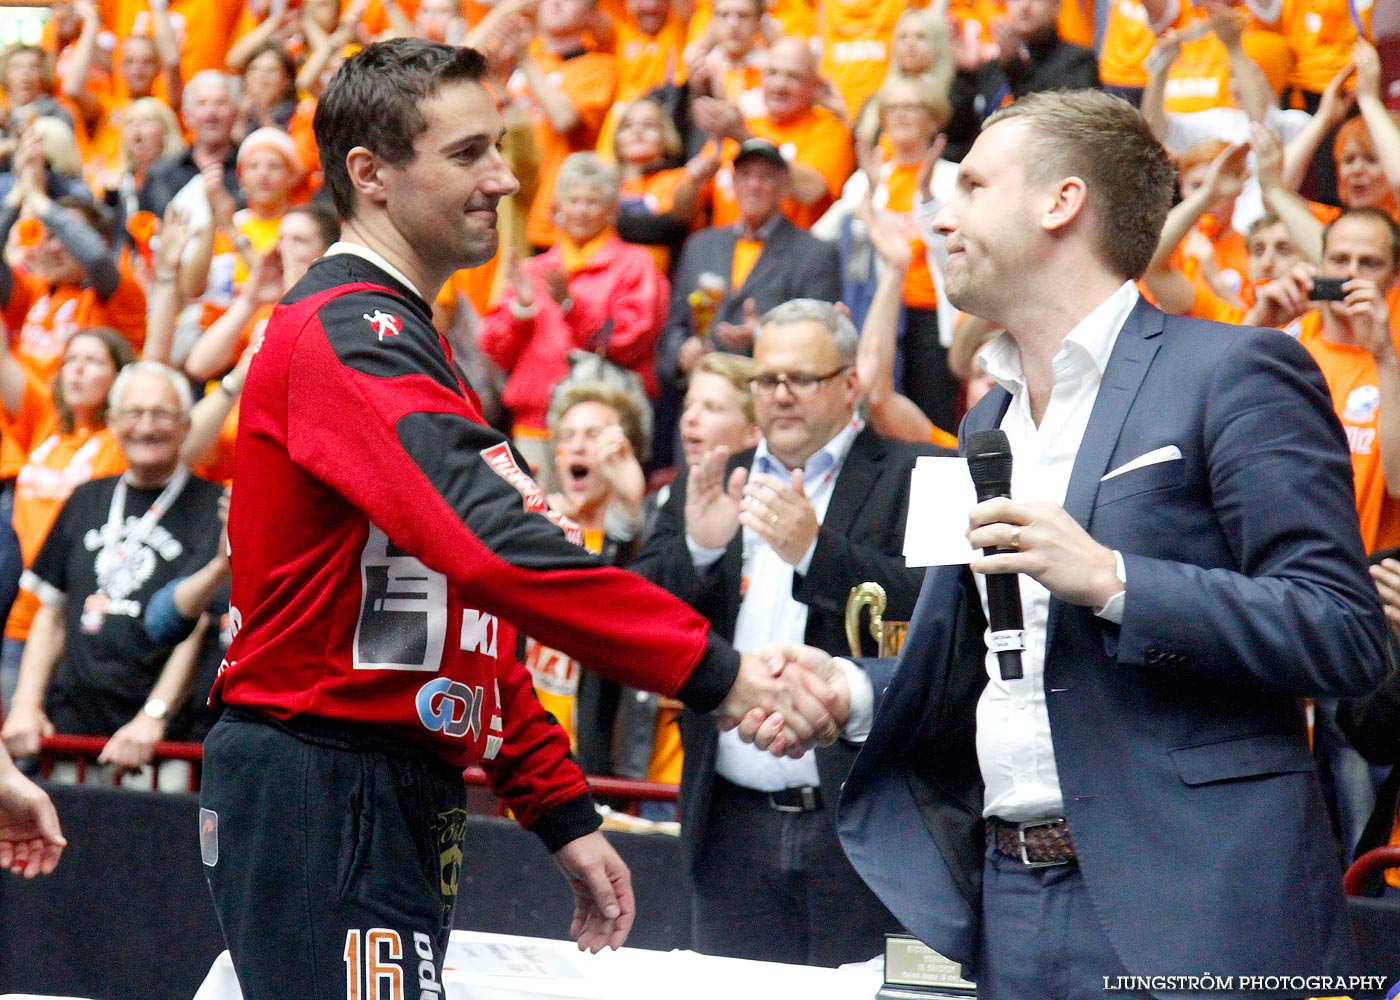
[
  {"x1": 345, "y1": 146, "x2": 389, "y2": 205},
  {"x1": 1041, "y1": 175, "x2": 1087, "y2": 234}
]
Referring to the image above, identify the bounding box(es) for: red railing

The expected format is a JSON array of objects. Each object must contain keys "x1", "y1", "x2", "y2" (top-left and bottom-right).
[
  {"x1": 1343, "y1": 846, "x2": 1400, "y2": 897},
  {"x1": 37, "y1": 735, "x2": 680, "y2": 806}
]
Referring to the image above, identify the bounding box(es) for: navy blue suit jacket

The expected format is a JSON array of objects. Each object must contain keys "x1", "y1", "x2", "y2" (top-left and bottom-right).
[{"x1": 836, "y1": 300, "x2": 1389, "y2": 994}]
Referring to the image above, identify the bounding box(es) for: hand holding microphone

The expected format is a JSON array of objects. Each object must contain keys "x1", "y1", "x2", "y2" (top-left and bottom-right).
[
  {"x1": 965, "y1": 430, "x2": 1126, "y2": 653},
  {"x1": 966, "y1": 429, "x2": 1025, "y2": 681}
]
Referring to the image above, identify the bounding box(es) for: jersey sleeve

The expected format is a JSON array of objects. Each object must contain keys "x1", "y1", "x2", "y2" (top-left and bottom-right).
[{"x1": 285, "y1": 287, "x2": 739, "y2": 709}]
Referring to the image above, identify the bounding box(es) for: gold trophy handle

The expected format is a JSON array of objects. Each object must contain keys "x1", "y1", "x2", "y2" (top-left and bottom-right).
[{"x1": 844, "y1": 582, "x2": 889, "y2": 658}]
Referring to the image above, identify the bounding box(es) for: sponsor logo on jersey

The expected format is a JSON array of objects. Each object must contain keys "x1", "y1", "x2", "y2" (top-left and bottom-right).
[
  {"x1": 480, "y1": 442, "x2": 585, "y2": 544},
  {"x1": 416, "y1": 677, "x2": 484, "y2": 739},
  {"x1": 1344, "y1": 384, "x2": 1381, "y2": 423},
  {"x1": 364, "y1": 309, "x2": 403, "y2": 341}
]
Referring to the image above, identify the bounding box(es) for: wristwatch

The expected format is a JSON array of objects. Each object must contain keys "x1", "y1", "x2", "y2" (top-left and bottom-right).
[{"x1": 142, "y1": 698, "x2": 169, "y2": 721}]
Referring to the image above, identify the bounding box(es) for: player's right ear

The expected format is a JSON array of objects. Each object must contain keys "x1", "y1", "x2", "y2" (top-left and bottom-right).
[{"x1": 345, "y1": 147, "x2": 388, "y2": 205}]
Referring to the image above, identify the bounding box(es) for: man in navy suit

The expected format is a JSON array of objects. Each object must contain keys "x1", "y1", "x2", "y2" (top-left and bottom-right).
[{"x1": 751, "y1": 90, "x2": 1390, "y2": 999}]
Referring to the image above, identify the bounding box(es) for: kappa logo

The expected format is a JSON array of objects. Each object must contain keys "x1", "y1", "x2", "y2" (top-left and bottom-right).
[{"x1": 364, "y1": 309, "x2": 403, "y2": 341}]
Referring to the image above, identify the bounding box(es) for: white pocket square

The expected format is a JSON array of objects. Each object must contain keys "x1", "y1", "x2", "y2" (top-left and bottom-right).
[{"x1": 1101, "y1": 445, "x2": 1182, "y2": 482}]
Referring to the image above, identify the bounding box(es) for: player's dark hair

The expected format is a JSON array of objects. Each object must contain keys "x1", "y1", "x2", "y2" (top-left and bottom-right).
[{"x1": 314, "y1": 38, "x2": 488, "y2": 219}]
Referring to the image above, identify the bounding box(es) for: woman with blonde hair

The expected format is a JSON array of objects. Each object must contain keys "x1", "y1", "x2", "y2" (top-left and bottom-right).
[
  {"x1": 853, "y1": 7, "x2": 954, "y2": 149},
  {"x1": 88, "y1": 98, "x2": 187, "y2": 231}
]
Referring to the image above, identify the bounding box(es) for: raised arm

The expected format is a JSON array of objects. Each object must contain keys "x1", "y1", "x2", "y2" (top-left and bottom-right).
[{"x1": 1352, "y1": 40, "x2": 1400, "y2": 201}]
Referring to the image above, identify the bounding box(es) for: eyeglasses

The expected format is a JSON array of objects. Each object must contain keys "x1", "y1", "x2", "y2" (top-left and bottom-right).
[
  {"x1": 115, "y1": 407, "x2": 183, "y2": 427},
  {"x1": 882, "y1": 102, "x2": 935, "y2": 117},
  {"x1": 748, "y1": 366, "x2": 849, "y2": 398}
]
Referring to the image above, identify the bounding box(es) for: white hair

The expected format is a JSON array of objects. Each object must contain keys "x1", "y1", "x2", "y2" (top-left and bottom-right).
[{"x1": 109, "y1": 361, "x2": 194, "y2": 417}]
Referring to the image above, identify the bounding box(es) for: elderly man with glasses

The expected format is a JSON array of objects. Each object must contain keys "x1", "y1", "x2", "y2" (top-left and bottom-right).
[
  {"x1": 632, "y1": 297, "x2": 943, "y2": 966},
  {"x1": 1, "y1": 362, "x2": 224, "y2": 788}
]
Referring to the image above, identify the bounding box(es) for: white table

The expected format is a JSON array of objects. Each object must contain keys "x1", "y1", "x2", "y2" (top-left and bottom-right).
[{"x1": 194, "y1": 929, "x2": 884, "y2": 1000}]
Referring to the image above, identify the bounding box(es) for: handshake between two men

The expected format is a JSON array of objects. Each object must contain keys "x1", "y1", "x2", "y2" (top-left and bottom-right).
[{"x1": 716, "y1": 643, "x2": 856, "y2": 757}]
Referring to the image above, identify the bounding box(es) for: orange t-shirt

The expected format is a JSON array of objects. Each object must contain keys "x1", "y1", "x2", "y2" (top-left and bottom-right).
[
  {"x1": 1057, "y1": 0, "x2": 1096, "y2": 49},
  {"x1": 1297, "y1": 310, "x2": 1400, "y2": 553},
  {"x1": 819, "y1": 0, "x2": 924, "y2": 122},
  {"x1": 1267, "y1": 0, "x2": 1371, "y2": 94},
  {"x1": 709, "y1": 107, "x2": 855, "y2": 230},
  {"x1": 1168, "y1": 216, "x2": 1250, "y2": 308},
  {"x1": 594, "y1": 14, "x2": 689, "y2": 162},
  {"x1": 619, "y1": 167, "x2": 693, "y2": 274},
  {"x1": 3, "y1": 271, "x2": 147, "y2": 389},
  {"x1": 1100, "y1": 0, "x2": 1191, "y2": 89},
  {"x1": 2, "y1": 374, "x2": 127, "y2": 641},
  {"x1": 114, "y1": 0, "x2": 245, "y2": 90},
  {"x1": 516, "y1": 42, "x2": 619, "y2": 249},
  {"x1": 1184, "y1": 281, "x2": 1247, "y2": 325},
  {"x1": 883, "y1": 163, "x2": 939, "y2": 311},
  {"x1": 1162, "y1": 11, "x2": 1291, "y2": 114}
]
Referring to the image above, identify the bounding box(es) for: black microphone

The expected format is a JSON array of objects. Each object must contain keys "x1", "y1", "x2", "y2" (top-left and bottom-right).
[{"x1": 966, "y1": 428, "x2": 1025, "y2": 681}]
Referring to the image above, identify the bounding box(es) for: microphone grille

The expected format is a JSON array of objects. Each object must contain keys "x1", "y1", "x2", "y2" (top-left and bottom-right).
[{"x1": 966, "y1": 428, "x2": 1012, "y2": 493}]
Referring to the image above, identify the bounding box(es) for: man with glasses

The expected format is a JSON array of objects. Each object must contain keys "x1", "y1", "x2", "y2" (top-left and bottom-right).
[
  {"x1": 2, "y1": 362, "x2": 224, "y2": 788},
  {"x1": 633, "y1": 298, "x2": 939, "y2": 965}
]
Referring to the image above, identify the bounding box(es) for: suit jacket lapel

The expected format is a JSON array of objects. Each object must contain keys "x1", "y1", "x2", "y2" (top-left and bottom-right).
[
  {"x1": 822, "y1": 426, "x2": 883, "y2": 538},
  {"x1": 1046, "y1": 298, "x2": 1164, "y2": 646},
  {"x1": 1061, "y1": 297, "x2": 1164, "y2": 528}
]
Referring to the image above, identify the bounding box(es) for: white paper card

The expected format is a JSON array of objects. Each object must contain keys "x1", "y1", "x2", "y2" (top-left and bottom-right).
[{"x1": 904, "y1": 456, "x2": 979, "y2": 567}]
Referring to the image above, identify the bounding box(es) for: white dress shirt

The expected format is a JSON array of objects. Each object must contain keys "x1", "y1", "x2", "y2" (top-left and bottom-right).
[
  {"x1": 688, "y1": 420, "x2": 862, "y2": 791},
  {"x1": 973, "y1": 281, "x2": 1138, "y2": 822}
]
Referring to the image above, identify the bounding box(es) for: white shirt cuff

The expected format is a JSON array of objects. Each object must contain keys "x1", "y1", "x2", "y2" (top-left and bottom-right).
[
  {"x1": 793, "y1": 538, "x2": 818, "y2": 576},
  {"x1": 686, "y1": 534, "x2": 727, "y2": 567},
  {"x1": 1094, "y1": 550, "x2": 1127, "y2": 624},
  {"x1": 836, "y1": 657, "x2": 875, "y2": 743}
]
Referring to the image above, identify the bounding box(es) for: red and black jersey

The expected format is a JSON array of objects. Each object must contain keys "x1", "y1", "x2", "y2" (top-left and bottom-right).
[{"x1": 214, "y1": 250, "x2": 738, "y2": 833}]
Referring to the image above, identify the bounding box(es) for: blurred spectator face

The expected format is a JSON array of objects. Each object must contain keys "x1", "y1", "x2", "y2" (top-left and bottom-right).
[
  {"x1": 1337, "y1": 137, "x2": 1389, "y2": 210},
  {"x1": 616, "y1": 102, "x2": 667, "y2": 165},
  {"x1": 415, "y1": 0, "x2": 461, "y2": 41},
  {"x1": 554, "y1": 182, "x2": 616, "y2": 243},
  {"x1": 277, "y1": 212, "x2": 333, "y2": 287},
  {"x1": 1245, "y1": 221, "x2": 1304, "y2": 284},
  {"x1": 1321, "y1": 214, "x2": 1398, "y2": 296},
  {"x1": 538, "y1": 0, "x2": 592, "y2": 36},
  {"x1": 123, "y1": 107, "x2": 167, "y2": 168},
  {"x1": 553, "y1": 401, "x2": 624, "y2": 510},
  {"x1": 186, "y1": 76, "x2": 237, "y2": 149},
  {"x1": 26, "y1": 209, "x2": 88, "y2": 286},
  {"x1": 121, "y1": 36, "x2": 160, "y2": 96},
  {"x1": 627, "y1": 0, "x2": 670, "y2": 35},
  {"x1": 893, "y1": 13, "x2": 934, "y2": 75},
  {"x1": 680, "y1": 371, "x2": 759, "y2": 467},
  {"x1": 713, "y1": 0, "x2": 760, "y2": 59},
  {"x1": 113, "y1": 371, "x2": 189, "y2": 482},
  {"x1": 4, "y1": 50, "x2": 46, "y2": 106},
  {"x1": 244, "y1": 49, "x2": 293, "y2": 110},
  {"x1": 1004, "y1": 0, "x2": 1059, "y2": 39},
  {"x1": 752, "y1": 319, "x2": 859, "y2": 468},
  {"x1": 60, "y1": 333, "x2": 121, "y2": 419},
  {"x1": 881, "y1": 80, "x2": 940, "y2": 152},
  {"x1": 732, "y1": 157, "x2": 787, "y2": 226},
  {"x1": 762, "y1": 38, "x2": 818, "y2": 123},
  {"x1": 238, "y1": 148, "x2": 297, "y2": 210},
  {"x1": 1178, "y1": 159, "x2": 1237, "y2": 221}
]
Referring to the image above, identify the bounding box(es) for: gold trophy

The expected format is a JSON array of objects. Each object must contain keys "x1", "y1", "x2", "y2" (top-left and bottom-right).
[{"x1": 845, "y1": 582, "x2": 909, "y2": 658}]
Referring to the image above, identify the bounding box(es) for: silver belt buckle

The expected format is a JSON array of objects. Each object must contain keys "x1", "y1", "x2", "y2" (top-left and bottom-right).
[
  {"x1": 770, "y1": 786, "x2": 819, "y2": 813},
  {"x1": 1017, "y1": 817, "x2": 1069, "y2": 868}
]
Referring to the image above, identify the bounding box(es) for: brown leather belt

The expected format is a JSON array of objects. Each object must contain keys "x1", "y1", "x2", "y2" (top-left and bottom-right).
[{"x1": 987, "y1": 816, "x2": 1076, "y2": 867}]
